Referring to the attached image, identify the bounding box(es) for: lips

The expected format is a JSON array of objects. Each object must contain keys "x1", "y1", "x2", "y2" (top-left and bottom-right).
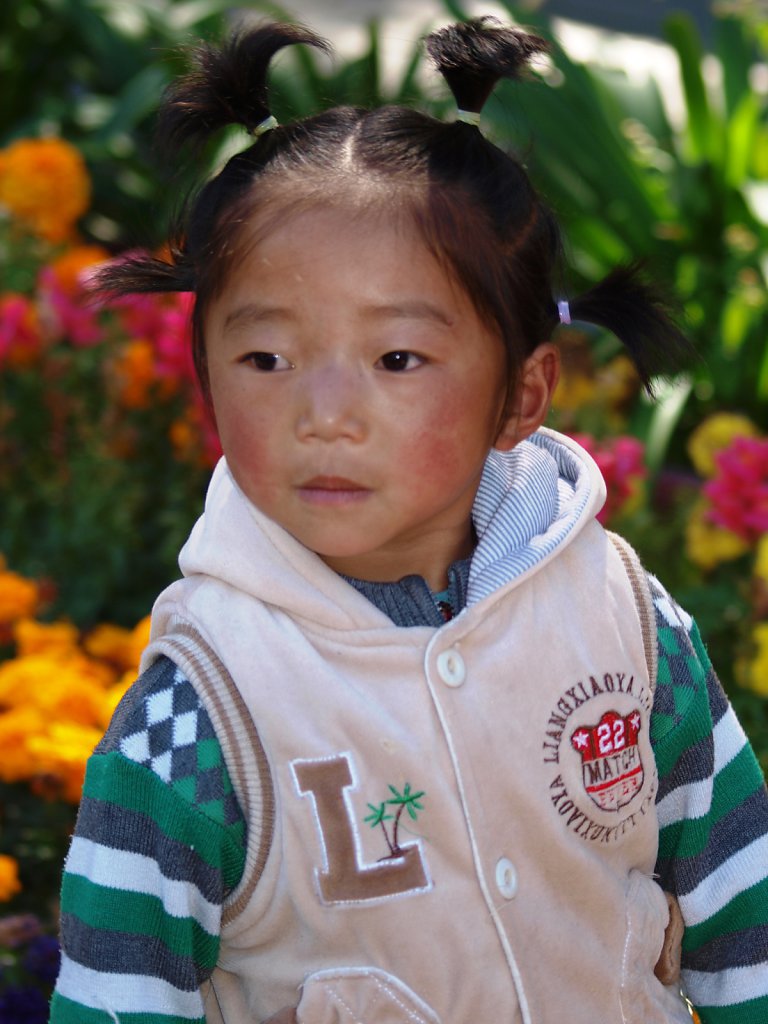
[{"x1": 297, "y1": 476, "x2": 371, "y2": 505}]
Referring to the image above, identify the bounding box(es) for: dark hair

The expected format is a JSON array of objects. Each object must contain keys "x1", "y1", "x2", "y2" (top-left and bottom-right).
[{"x1": 96, "y1": 16, "x2": 692, "y2": 405}]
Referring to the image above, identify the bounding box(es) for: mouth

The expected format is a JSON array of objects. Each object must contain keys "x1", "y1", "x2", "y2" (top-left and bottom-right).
[{"x1": 297, "y1": 476, "x2": 371, "y2": 505}]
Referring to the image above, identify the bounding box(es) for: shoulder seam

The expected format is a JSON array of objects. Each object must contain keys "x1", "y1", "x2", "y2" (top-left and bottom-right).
[{"x1": 607, "y1": 531, "x2": 658, "y2": 692}]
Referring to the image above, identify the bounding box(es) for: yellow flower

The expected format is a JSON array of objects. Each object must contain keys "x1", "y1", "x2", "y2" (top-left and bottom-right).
[
  {"x1": 0, "y1": 854, "x2": 21, "y2": 902},
  {"x1": 0, "y1": 654, "x2": 110, "y2": 724},
  {"x1": 755, "y1": 536, "x2": 768, "y2": 583},
  {"x1": 687, "y1": 413, "x2": 760, "y2": 478},
  {"x1": 13, "y1": 618, "x2": 79, "y2": 658},
  {"x1": 552, "y1": 370, "x2": 597, "y2": 415},
  {"x1": 28, "y1": 722, "x2": 102, "y2": 802},
  {"x1": 0, "y1": 570, "x2": 39, "y2": 626},
  {"x1": 0, "y1": 137, "x2": 90, "y2": 242},
  {"x1": 746, "y1": 624, "x2": 768, "y2": 697},
  {"x1": 0, "y1": 706, "x2": 46, "y2": 782},
  {"x1": 101, "y1": 675, "x2": 134, "y2": 728},
  {"x1": 685, "y1": 499, "x2": 750, "y2": 570}
]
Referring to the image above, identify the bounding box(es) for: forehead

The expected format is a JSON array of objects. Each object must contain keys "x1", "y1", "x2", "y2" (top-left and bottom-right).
[{"x1": 215, "y1": 203, "x2": 474, "y2": 313}]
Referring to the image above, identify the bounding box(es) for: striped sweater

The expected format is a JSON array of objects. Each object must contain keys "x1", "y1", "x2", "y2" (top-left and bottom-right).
[{"x1": 48, "y1": 572, "x2": 768, "y2": 1024}]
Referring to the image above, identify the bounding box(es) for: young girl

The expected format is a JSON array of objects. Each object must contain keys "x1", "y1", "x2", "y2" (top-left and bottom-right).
[{"x1": 50, "y1": 17, "x2": 768, "y2": 1024}]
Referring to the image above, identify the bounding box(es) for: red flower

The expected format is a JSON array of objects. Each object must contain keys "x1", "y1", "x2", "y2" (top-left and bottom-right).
[
  {"x1": 570, "y1": 433, "x2": 646, "y2": 525},
  {"x1": 0, "y1": 294, "x2": 41, "y2": 367},
  {"x1": 704, "y1": 436, "x2": 768, "y2": 542}
]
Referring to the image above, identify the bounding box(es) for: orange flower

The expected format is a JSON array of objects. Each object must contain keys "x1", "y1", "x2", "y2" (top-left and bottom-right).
[
  {"x1": 28, "y1": 722, "x2": 103, "y2": 802},
  {"x1": 85, "y1": 623, "x2": 138, "y2": 672},
  {"x1": 0, "y1": 569, "x2": 39, "y2": 626},
  {"x1": 0, "y1": 654, "x2": 111, "y2": 723},
  {"x1": 13, "y1": 618, "x2": 79, "y2": 658},
  {"x1": 0, "y1": 706, "x2": 46, "y2": 782},
  {"x1": 113, "y1": 338, "x2": 172, "y2": 409},
  {"x1": 50, "y1": 244, "x2": 109, "y2": 293},
  {"x1": 128, "y1": 615, "x2": 152, "y2": 667},
  {"x1": 0, "y1": 137, "x2": 90, "y2": 242},
  {"x1": 0, "y1": 855, "x2": 21, "y2": 901}
]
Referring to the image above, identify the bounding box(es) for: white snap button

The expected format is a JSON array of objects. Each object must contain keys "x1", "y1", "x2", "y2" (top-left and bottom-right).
[
  {"x1": 436, "y1": 649, "x2": 466, "y2": 687},
  {"x1": 495, "y1": 858, "x2": 518, "y2": 899}
]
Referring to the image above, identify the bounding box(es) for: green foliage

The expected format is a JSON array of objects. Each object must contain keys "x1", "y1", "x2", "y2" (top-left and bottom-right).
[
  {"x1": 0, "y1": 217, "x2": 214, "y2": 627},
  {"x1": 0, "y1": 0, "x2": 233, "y2": 247},
  {"x1": 442, "y1": 2, "x2": 768, "y2": 464},
  {"x1": 2, "y1": 358, "x2": 209, "y2": 627}
]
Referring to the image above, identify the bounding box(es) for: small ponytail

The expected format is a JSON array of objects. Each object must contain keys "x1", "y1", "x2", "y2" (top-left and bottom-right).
[
  {"x1": 158, "y1": 23, "x2": 330, "y2": 154},
  {"x1": 92, "y1": 23, "x2": 329, "y2": 302},
  {"x1": 567, "y1": 264, "x2": 695, "y2": 396},
  {"x1": 426, "y1": 17, "x2": 548, "y2": 117}
]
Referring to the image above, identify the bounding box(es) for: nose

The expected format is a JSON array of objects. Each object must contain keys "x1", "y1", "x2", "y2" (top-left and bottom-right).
[{"x1": 295, "y1": 363, "x2": 367, "y2": 442}]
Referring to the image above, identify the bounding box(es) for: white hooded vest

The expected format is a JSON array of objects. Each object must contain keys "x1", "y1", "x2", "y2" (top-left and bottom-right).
[{"x1": 142, "y1": 429, "x2": 693, "y2": 1024}]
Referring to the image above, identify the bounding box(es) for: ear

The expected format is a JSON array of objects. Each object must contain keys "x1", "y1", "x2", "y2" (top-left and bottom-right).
[{"x1": 494, "y1": 343, "x2": 560, "y2": 452}]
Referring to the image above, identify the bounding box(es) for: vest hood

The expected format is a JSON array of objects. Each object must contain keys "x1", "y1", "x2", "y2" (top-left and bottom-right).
[{"x1": 176, "y1": 427, "x2": 606, "y2": 631}]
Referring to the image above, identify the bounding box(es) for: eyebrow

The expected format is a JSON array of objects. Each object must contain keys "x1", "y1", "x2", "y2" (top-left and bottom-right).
[
  {"x1": 223, "y1": 304, "x2": 292, "y2": 332},
  {"x1": 359, "y1": 300, "x2": 454, "y2": 327},
  {"x1": 222, "y1": 299, "x2": 454, "y2": 332}
]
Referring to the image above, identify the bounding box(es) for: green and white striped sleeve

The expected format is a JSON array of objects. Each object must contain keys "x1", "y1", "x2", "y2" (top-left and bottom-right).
[
  {"x1": 650, "y1": 577, "x2": 768, "y2": 1024},
  {"x1": 49, "y1": 656, "x2": 247, "y2": 1024}
]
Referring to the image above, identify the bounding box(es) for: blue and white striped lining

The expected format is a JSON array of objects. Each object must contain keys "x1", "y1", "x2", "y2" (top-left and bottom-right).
[{"x1": 468, "y1": 431, "x2": 599, "y2": 605}]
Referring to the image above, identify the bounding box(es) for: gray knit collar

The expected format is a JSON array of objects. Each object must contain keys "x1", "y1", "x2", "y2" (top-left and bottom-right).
[{"x1": 343, "y1": 558, "x2": 471, "y2": 628}]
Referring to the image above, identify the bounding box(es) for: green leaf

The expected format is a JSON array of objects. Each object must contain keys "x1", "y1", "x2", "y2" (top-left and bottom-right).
[
  {"x1": 725, "y1": 91, "x2": 761, "y2": 188},
  {"x1": 91, "y1": 64, "x2": 170, "y2": 142},
  {"x1": 663, "y1": 13, "x2": 718, "y2": 165},
  {"x1": 643, "y1": 376, "x2": 694, "y2": 472}
]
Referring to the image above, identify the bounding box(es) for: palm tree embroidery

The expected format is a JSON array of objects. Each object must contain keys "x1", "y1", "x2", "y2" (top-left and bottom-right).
[{"x1": 364, "y1": 783, "x2": 425, "y2": 859}]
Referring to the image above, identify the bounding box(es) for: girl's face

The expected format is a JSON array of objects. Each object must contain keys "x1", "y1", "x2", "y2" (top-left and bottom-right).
[{"x1": 205, "y1": 205, "x2": 521, "y2": 589}]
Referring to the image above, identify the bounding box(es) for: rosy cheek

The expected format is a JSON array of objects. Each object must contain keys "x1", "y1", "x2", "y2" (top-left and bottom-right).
[
  {"x1": 407, "y1": 424, "x2": 471, "y2": 490},
  {"x1": 217, "y1": 407, "x2": 274, "y2": 477}
]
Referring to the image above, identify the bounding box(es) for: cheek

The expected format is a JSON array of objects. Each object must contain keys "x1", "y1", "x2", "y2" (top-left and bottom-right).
[
  {"x1": 215, "y1": 402, "x2": 277, "y2": 483},
  {"x1": 403, "y1": 416, "x2": 484, "y2": 495}
]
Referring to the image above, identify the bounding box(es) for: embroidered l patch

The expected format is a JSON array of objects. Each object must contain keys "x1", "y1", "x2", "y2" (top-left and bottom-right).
[
  {"x1": 570, "y1": 709, "x2": 644, "y2": 812},
  {"x1": 292, "y1": 754, "x2": 431, "y2": 905}
]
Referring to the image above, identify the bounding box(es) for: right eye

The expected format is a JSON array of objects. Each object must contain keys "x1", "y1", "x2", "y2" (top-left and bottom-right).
[{"x1": 241, "y1": 352, "x2": 294, "y2": 372}]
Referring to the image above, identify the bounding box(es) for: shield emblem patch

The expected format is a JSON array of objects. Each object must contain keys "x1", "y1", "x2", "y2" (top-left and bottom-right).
[{"x1": 570, "y1": 710, "x2": 644, "y2": 812}]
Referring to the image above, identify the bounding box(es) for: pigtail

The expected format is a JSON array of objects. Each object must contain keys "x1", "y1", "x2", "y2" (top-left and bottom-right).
[
  {"x1": 425, "y1": 17, "x2": 549, "y2": 117},
  {"x1": 91, "y1": 22, "x2": 330, "y2": 302},
  {"x1": 567, "y1": 264, "x2": 696, "y2": 396},
  {"x1": 158, "y1": 23, "x2": 331, "y2": 153}
]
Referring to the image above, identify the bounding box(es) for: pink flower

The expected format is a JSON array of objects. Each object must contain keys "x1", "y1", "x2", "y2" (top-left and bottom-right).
[
  {"x1": 37, "y1": 267, "x2": 104, "y2": 347},
  {"x1": 570, "y1": 433, "x2": 646, "y2": 525},
  {"x1": 110, "y1": 291, "x2": 195, "y2": 383},
  {"x1": 0, "y1": 294, "x2": 41, "y2": 367},
  {"x1": 704, "y1": 436, "x2": 768, "y2": 541}
]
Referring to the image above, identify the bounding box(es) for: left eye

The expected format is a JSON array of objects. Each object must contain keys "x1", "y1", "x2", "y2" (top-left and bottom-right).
[
  {"x1": 241, "y1": 352, "x2": 294, "y2": 372},
  {"x1": 376, "y1": 351, "x2": 424, "y2": 372}
]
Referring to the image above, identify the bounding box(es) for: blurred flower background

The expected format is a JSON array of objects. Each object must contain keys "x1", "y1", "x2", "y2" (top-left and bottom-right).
[{"x1": 1, "y1": 0, "x2": 767, "y2": 1016}]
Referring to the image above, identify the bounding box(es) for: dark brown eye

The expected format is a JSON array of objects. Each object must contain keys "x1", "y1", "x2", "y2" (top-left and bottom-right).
[
  {"x1": 243, "y1": 352, "x2": 292, "y2": 371},
  {"x1": 377, "y1": 351, "x2": 423, "y2": 372}
]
